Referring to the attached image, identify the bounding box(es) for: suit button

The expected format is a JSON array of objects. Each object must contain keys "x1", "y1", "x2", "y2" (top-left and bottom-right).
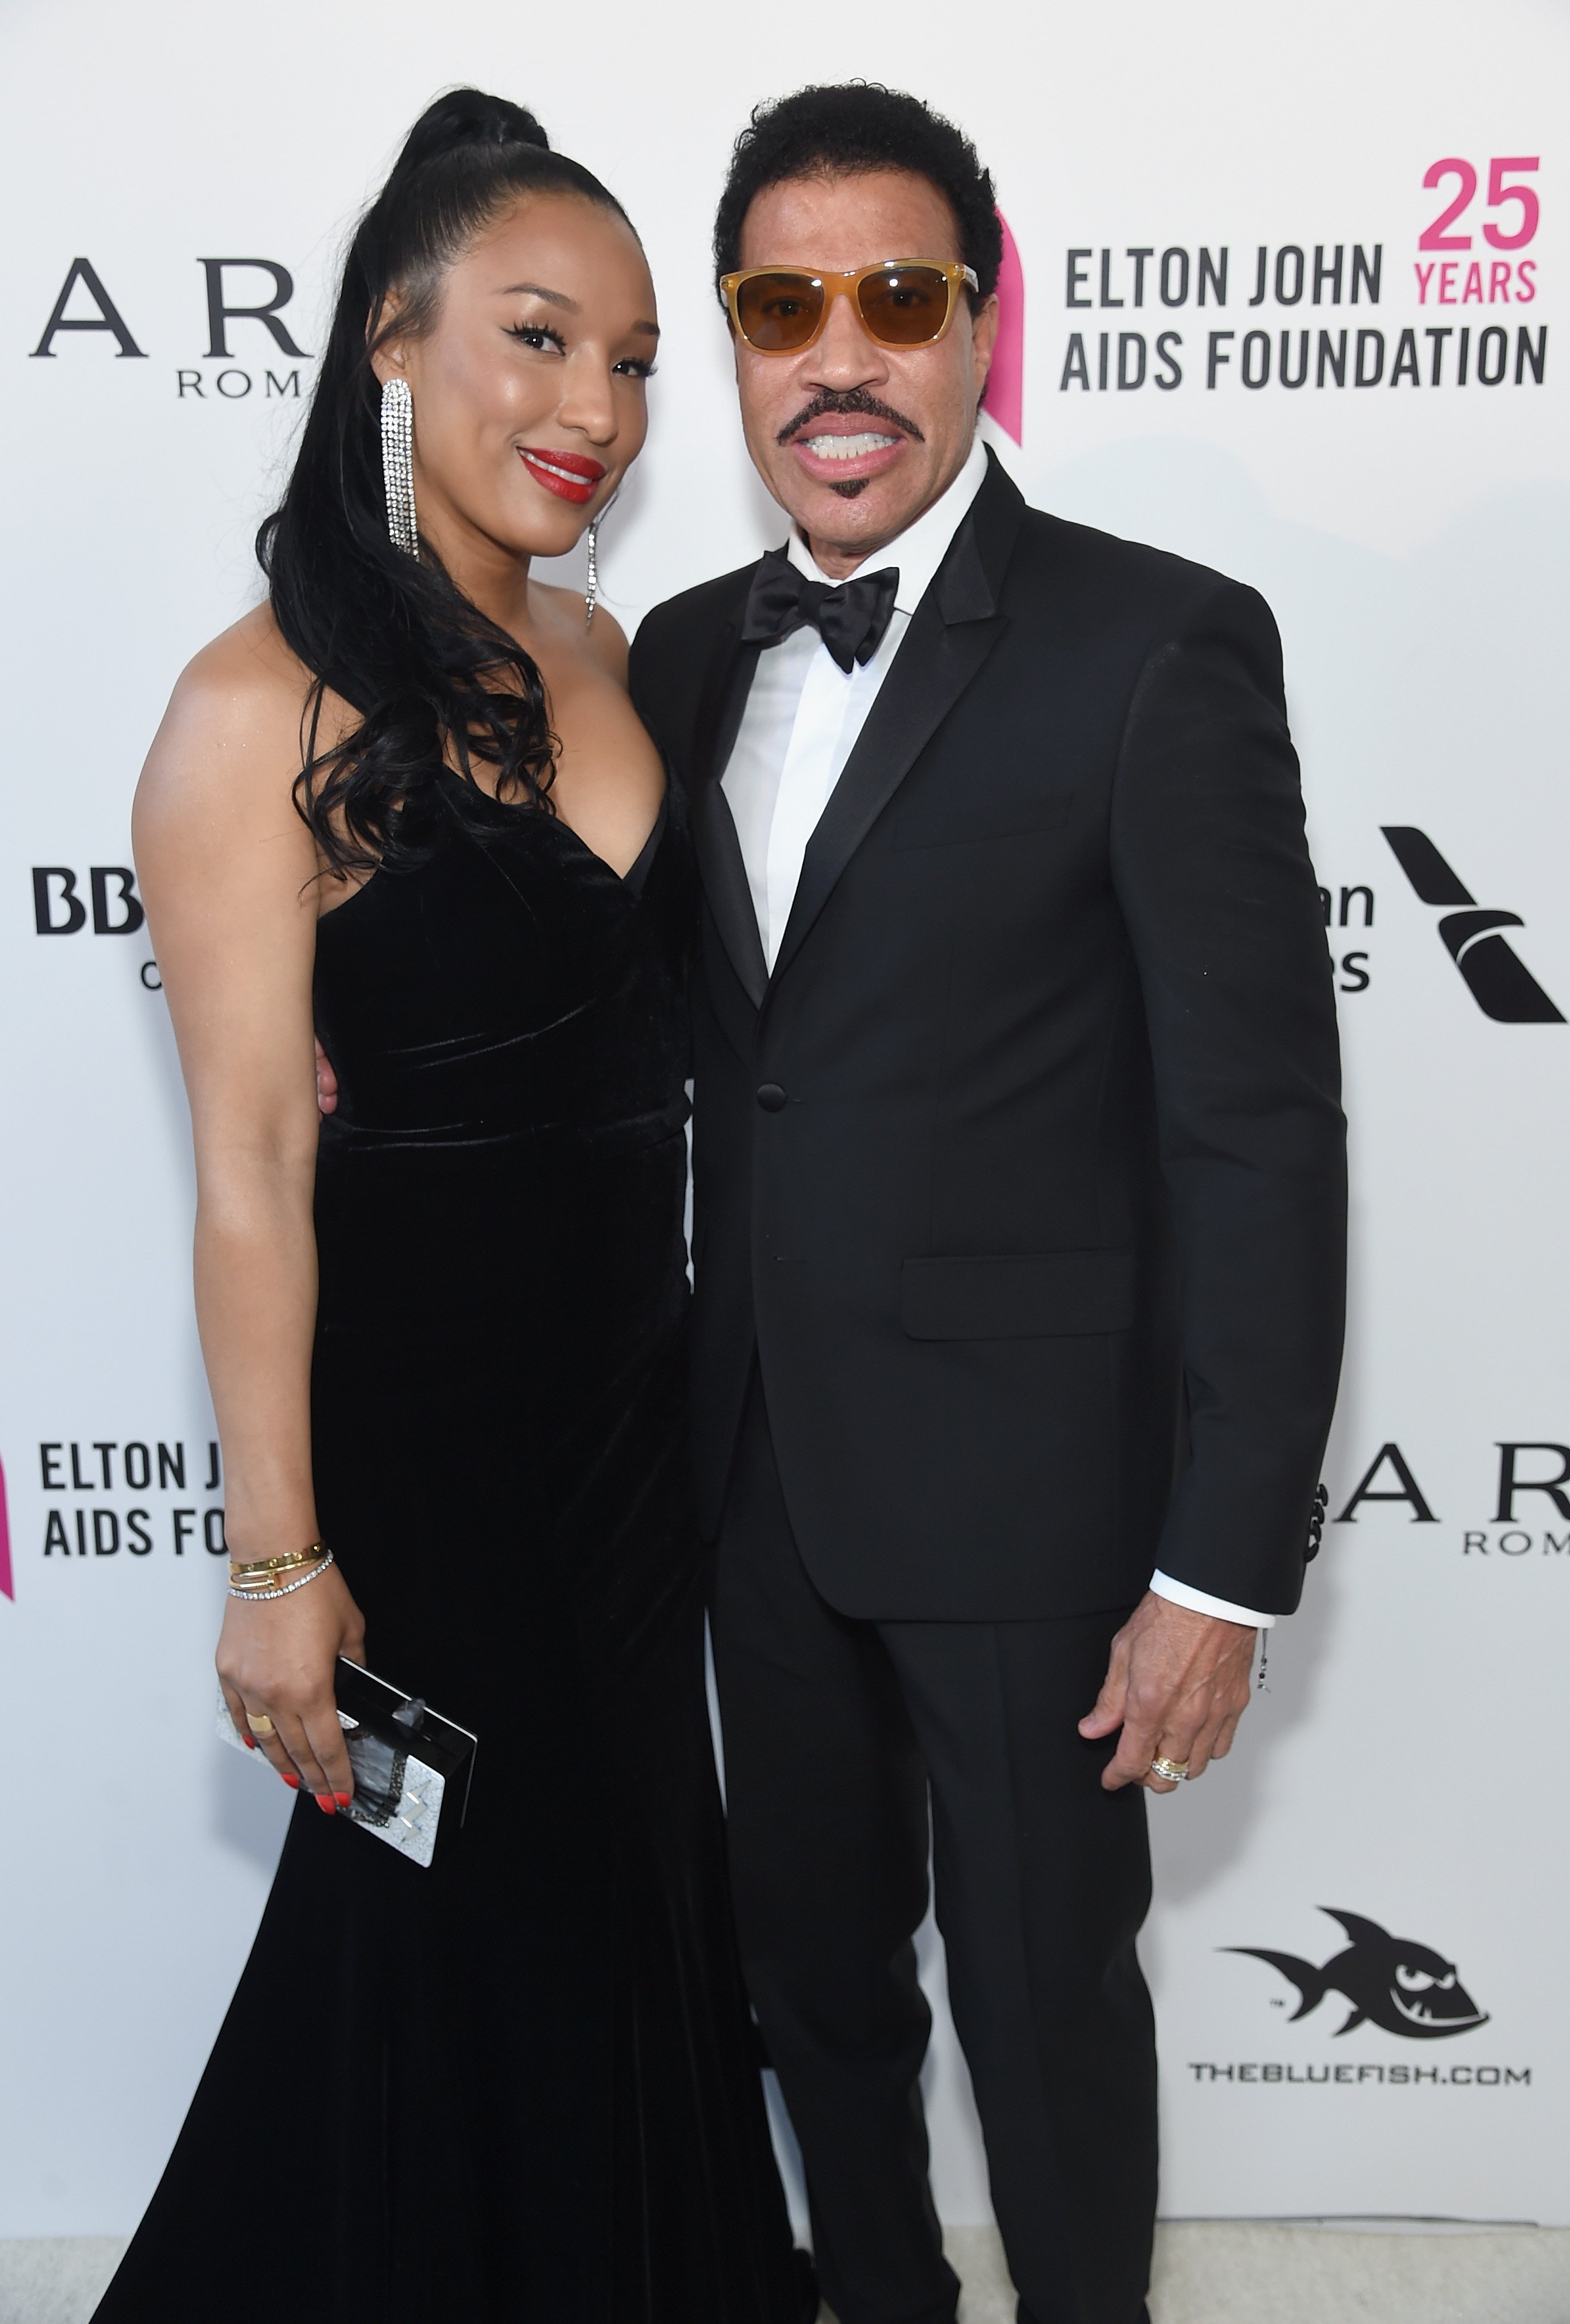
[{"x1": 755, "y1": 1083, "x2": 788, "y2": 1113}]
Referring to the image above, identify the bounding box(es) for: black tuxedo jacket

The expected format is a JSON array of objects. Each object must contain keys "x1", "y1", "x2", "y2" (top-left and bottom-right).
[{"x1": 630, "y1": 453, "x2": 1346, "y2": 1620}]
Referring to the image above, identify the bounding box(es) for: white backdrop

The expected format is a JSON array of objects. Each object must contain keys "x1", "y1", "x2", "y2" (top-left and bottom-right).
[{"x1": 3, "y1": 0, "x2": 1567, "y2": 2243}]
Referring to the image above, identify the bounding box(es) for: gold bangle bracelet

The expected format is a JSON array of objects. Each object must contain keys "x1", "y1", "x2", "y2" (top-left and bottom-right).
[
  {"x1": 228, "y1": 1543, "x2": 329, "y2": 1584},
  {"x1": 228, "y1": 1549, "x2": 337, "y2": 1603},
  {"x1": 230, "y1": 1543, "x2": 327, "y2": 1574}
]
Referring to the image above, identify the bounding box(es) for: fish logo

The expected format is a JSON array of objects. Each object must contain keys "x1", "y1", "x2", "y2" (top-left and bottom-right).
[{"x1": 1225, "y1": 1909, "x2": 1489, "y2": 2040}]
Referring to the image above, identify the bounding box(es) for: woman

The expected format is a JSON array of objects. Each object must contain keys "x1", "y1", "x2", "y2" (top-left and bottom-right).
[{"x1": 95, "y1": 91, "x2": 805, "y2": 2324}]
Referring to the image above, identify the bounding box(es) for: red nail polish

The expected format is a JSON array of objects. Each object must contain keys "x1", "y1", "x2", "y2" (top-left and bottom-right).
[
  {"x1": 242, "y1": 1734, "x2": 256, "y2": 1749},
  {"x1": 316, "y1": 1795, "x2": 337, "y2": 1815},
  {"x1": 281, "y1": 1772, "x2": 300, "y2": 1790},
  {"x1": 334, "y1": 1792, "x2": 352, "y2": 1809}
]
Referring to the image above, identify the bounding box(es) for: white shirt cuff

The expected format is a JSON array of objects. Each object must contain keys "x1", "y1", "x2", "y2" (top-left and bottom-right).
[{"x1": 1149, "y1": 1570, "x2": 1276, "y2": 1629}]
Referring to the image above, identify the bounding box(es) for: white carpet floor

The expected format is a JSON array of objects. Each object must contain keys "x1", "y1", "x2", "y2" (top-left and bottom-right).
[
  {"x1": 950, "y1": 2220, "x2": 1570, "y2": 2324},
  {"x1": 6, "y1": 2220, "x2": 1570, "y2": 2323}
]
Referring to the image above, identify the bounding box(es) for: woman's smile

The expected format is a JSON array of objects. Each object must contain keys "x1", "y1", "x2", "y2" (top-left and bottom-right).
[{"x1": 518, "y1": 444, "x2": 607, "y2": 502}]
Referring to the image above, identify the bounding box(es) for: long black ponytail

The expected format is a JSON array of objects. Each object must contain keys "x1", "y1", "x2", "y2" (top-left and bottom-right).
[{"x1": 258, "y1": 89, "x2": 633, "y2": 876}]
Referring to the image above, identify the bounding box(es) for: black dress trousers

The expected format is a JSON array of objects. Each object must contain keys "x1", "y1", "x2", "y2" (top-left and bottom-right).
[{"x1": 711, "y1": 1377, "x2": 1157, "y2": 2324}]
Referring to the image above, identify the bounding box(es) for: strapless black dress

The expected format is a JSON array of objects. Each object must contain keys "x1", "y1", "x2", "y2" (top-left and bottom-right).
[{"x1": 95, "y1": 777, "x2": 801, "y2": 2323}]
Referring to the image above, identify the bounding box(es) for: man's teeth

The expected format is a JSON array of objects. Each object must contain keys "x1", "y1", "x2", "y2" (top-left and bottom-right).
[{"x1": 804, "y1": 432, "x2": 899, "y2": 461}]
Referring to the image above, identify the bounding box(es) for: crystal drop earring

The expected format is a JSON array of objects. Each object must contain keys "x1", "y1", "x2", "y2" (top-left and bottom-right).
[
  {"x1": 584, "y1": 493, "x2": 618, "y2": 626},
  {"x1": 380, "y1": 377, "x2": 418, "y2": 556}
]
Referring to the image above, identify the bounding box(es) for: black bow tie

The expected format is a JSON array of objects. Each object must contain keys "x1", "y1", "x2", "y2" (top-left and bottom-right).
[{"x1": 740, "y1": 548, "x2": 899, "y2": 674}]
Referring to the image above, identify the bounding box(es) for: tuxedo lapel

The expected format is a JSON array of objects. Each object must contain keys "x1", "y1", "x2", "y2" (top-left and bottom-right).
[
  {"x1": 690, "y1": 613, "x2": 768, "y2": 1011},
  {"x1": 768, "y1": 459, "x2": 1025, "y2": 990}
]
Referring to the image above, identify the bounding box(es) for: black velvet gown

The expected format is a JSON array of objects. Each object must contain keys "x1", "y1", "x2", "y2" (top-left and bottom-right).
[{"x1": 95, "y1": 775, "x2": 802, "y2": 2324}]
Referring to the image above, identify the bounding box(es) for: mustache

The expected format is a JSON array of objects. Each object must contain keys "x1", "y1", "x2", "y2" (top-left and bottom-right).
[{"x1": 776, "y1": 387, "x2": 926, "y2": 447}]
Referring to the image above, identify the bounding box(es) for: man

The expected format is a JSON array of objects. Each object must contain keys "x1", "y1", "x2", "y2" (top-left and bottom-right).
[{"x1": 628, "y1": 85, "x2": 1346, "y2": 2324}]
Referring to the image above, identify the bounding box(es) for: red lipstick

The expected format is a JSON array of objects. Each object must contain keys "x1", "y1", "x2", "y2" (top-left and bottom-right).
[{"x1": 518, "y1": 445, "x2": 607, "y2": 505}]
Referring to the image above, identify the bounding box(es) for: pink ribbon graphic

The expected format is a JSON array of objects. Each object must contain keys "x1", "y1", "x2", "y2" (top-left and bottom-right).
[
  {"x1": 0, "y1": 1455, "x2": 12, "y2": 1601},
  {"x1": 985, "y1": 212, "x2": 1025, "y2": 445}
]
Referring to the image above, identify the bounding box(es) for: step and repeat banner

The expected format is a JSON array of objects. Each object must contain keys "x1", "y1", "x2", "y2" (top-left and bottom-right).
[{"x1": 2, "y1": 0, "x2": 1565, "y2": 2246}]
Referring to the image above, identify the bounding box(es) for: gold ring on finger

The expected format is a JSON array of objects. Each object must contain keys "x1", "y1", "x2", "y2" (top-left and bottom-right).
[
  {"x1": 1149, "y1": 1755, "x2": 1190, "y2": 1783},
  {"x1": 246, "y1": 1712, "x2": 276, "y2": 1737}
]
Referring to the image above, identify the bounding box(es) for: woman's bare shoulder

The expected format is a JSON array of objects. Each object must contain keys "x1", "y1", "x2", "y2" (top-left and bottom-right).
[
  {"x1": 137, "y1": 607, "x2": 346, "y2": 833},
  {"x1": 585, "y1": 603, "x2": 630, "y2": 681},
  {"x1": 529, "y1": 579, "x2": 631, "y2": 682},
  {"x1": 153, "y1": 605, "x2": 313, "y2": 761}
]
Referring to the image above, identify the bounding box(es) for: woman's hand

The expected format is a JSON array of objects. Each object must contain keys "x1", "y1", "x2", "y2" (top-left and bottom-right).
[{"x1": 218, "y1": 1565, "x2": 367, "y2": 1808}]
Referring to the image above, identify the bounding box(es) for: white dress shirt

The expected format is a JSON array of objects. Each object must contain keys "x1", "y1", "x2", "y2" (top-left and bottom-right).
[{"x1": 719, "y1": 431, "x2": 1274, "y2": 1632}]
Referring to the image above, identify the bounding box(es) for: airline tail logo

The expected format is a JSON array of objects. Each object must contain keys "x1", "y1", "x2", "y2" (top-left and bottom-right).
[{"x1": 1383, "y1": 828, "x2": 1563, "y2": 1023}]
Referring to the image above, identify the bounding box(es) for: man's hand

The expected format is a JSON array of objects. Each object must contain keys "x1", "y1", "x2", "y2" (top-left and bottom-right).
[
  {"x1": 314, "y1": 1037, "x2": 338, "y2": 1117},
  {"x1": 1079, "y1": 1591, "x2": 1256, "y2": 1793}
]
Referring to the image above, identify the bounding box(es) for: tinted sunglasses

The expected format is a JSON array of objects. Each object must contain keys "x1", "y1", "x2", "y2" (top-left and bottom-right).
[{"x1": 720, "y1": 260, "x2": 980, "y2": 353}]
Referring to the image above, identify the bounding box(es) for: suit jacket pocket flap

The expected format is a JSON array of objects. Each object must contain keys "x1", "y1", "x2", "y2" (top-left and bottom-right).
[{"x1": 901, "y1": 1251, "x2": 1135, "y2": 1340}]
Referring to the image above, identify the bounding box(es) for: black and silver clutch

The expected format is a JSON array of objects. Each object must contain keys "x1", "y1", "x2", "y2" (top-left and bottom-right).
[{"x1": 218, "y1": 1656, "x2": 477, "y2": 1869}]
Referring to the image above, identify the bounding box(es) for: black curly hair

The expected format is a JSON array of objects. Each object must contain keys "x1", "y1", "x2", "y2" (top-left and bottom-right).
[{"x1": 713, "y1": 84, "x2": 1001, "y2": 307}]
